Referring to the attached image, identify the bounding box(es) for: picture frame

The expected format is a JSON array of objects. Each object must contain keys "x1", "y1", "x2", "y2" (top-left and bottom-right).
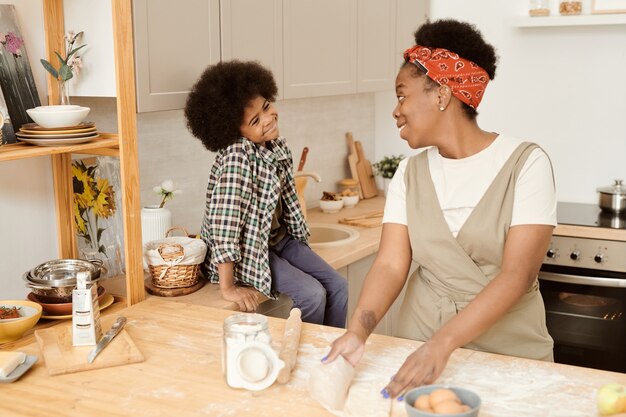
[
  {"x1": 591, "y1": 0, "x2": 626, "y2": 14},
  {"x1": 0, "y1": 5, "x2": 41, "y2": 141}
]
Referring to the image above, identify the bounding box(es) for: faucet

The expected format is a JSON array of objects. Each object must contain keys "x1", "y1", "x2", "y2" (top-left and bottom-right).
[
  {"x1": 294, "y1": 171, "x2": 321, "y2": 219},
  {"x1": 294, "y1": 171, "x2": 321, "y2": 182}
]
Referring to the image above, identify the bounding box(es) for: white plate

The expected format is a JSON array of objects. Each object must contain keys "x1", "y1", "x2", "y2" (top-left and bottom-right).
[
  {"x1": 16, "y1": 130, "x2": 98, "y2": 139},
  {"x1": 0, "y1": 355, "x2": 38, "y2": 384},
  {"x1": 17, "y1": 134, "x2": 100, "y2": 147}
]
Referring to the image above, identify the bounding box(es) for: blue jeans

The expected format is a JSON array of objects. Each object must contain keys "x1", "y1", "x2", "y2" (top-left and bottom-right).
[{"x1": 269, "y1": 235, "x2": 348, "y2": 328}]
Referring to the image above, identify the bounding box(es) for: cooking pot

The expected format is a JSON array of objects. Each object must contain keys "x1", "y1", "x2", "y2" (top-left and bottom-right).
[{"x1": 597, "y1": 179, "x2": 626, "y2": 214}]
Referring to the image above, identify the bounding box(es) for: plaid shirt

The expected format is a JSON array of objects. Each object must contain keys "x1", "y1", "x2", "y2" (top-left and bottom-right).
[{"x1": 200, "y1": 136, "x2": 309, "y2": 298}]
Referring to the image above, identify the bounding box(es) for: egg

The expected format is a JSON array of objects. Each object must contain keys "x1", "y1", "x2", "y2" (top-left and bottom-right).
[
  {"x1": 433, "y1": 399, "x2": 465, "y2": 414},
  {"x1": 413, "y1": 394, "x2": 432, "y2": 411},
  {"x1": 429, "y1": 388, "x2": 460, "y2": 408}
]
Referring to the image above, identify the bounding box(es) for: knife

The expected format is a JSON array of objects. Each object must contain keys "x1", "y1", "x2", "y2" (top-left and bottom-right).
[
  {"x1": 297, "y1": 147, "x2": 309, "y2": 171},
  {"x1": 87, "y1": 316, "x2": 127, "y2": 364}
]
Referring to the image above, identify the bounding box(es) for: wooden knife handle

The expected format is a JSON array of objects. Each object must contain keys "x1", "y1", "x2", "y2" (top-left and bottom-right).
[
  {"x1": 276, "y1": 308, "x2": 302, "y2": 384},
  {"x1": 297, "y1": 147, "x2": 309, "y2": 171}
]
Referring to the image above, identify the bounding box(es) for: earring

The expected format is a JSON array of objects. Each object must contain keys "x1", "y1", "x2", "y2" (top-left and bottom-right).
[{"x1": 439, "y1": 106, "x2": 445, "y2": 111}]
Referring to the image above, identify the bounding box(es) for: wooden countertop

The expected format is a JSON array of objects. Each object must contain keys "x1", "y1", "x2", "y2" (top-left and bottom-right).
[{"x1": 2, "y1": 297, "x2": 624, "y2": 417}]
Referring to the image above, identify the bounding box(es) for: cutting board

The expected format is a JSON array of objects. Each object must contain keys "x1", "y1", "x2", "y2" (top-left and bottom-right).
[
  {"x1": 34, "y1": 316, "x2": 144, "y2": 375},
  {"x1": 353, "y1": 140, "x2": 379, "y2": 199},
  {"x1": 345, "y1": 133, "x2": 363, "y2": 199},
  {"x1": 338, "y1": 210, "x2": 383, "y2": 228}
]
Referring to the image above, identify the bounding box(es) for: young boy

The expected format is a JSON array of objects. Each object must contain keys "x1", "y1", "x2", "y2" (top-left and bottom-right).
[{"x1": 184, "y1": 60, "x2": 347, "y2": 327}]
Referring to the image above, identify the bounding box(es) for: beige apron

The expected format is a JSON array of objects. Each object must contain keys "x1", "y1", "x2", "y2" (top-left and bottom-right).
[{"x1": 396, "y1": 142, "x2": 554, "y2": 361}]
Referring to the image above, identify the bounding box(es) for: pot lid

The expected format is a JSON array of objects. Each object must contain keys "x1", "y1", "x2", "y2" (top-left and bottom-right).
[{"x1": 597, "y1": 179, "x2": 626, "y2": 195}]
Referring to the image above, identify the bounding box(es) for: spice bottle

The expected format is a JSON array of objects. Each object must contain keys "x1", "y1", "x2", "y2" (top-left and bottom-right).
[
  {"x1": 529, "y1": 0, "x2": 550, "y2": 16},
  {"x1": 559, "y1": 1, "x2": 582, "y2": 15},
  {"x1": 222, "y1": 313, "x2": 284, "y2": 391}
]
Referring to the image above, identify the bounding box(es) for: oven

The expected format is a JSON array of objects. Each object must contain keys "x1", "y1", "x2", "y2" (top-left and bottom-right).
[{"x1": 539, "y1": 202, "x2": 626, "y2": 373}]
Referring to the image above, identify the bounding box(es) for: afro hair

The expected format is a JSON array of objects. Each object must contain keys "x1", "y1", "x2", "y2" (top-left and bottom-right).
[
  {"x1": 184, "y1": 60, "x2": 278, "y2": 152},
  {"x1": 406, "y1": 19, "x2": 499, "y2": 119}
]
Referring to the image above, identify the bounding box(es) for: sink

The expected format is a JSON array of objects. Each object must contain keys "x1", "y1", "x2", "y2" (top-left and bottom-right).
[{"x1": 308, "y1": 223, "x2": 359, "y2": 248}]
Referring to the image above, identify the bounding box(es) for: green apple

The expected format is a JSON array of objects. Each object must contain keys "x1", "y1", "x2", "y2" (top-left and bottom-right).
[{"x1": 597, "y1": 383, "x2": 626, "y2": 416}]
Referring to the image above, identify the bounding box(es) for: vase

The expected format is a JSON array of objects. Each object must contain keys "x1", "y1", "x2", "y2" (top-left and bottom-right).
[
  {"x1": 141, "y1": 205, "x2": 172, "y2": 248},
  {"x1": 58, "y1": 79, "x2": 70, "y2": 105},
  {"x1": 382, "y1": 178, "x2": 391, "y2": 196}
]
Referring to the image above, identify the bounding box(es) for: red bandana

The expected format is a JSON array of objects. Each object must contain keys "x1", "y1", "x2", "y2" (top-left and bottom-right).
[{"x1": 403, "y1": 45, "x2": 489, "y2": 109}]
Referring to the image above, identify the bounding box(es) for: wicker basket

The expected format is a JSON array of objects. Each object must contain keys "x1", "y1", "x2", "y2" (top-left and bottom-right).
[{"x1": 144, "y1": 227, "x2": 206, "y2": 289}]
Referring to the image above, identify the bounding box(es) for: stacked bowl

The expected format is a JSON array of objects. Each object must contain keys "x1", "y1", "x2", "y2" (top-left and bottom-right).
[
  {"x1": 18, "y1": 105, "x2": 97, "y2": 146},
  {"x1": 23, "y1": 259, "x2": 107, "y2": 316}
]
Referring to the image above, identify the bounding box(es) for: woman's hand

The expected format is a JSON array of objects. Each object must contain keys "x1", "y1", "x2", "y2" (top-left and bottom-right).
[
  {"x1": 383, "y1": 339, "x2": 453, "y2": 399},
  {"x1": 221, "y1": 286, "x2": 260, "y2": 312},
  {"x1": 322, "y1": 331, "x2": 366, "y2": 367}
]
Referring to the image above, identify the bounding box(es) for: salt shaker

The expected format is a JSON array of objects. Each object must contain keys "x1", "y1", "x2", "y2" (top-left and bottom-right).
[{"x1": 222, "y1": 313, "x2": 284, "y2": 391}]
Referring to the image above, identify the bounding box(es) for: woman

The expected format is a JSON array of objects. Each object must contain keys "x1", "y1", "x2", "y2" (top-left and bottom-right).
[{"x1": 323, "y1": 19, "x2": 556, "y2": 398}]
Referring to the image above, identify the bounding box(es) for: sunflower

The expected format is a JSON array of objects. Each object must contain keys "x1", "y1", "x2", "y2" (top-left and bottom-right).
[
  {"x1": 72, "y1": 161, "x2": 96, "y2": 209},
  {"x1": 93, "y1": 177, "x2": 116, "y2": 219},
  {"x1": 73, "y1": 203, "x2": 87, "y2": 235}
]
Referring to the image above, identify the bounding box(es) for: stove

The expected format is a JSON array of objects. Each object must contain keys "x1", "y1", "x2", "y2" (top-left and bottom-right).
[{"x1": 539, "y1": 202, "x2": 626, "y2": 373}]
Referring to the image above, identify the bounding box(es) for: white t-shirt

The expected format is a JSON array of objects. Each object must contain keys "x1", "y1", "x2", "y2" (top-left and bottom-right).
[{"x1": 382, "y1": 135, "x2": 557, "y2": 237}]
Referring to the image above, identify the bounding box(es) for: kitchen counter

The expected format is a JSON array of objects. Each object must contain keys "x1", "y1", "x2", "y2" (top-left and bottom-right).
[{"x1": 2, "y1": 297, "x2": 624, "y2": 417}]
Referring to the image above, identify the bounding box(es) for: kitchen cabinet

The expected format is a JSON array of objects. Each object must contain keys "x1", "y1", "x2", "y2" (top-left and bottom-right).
[
  {"x1": 283, "y1": 0, "x2": 400, "y2": 98},
  {"x1": 356, "y1": 0, "x2": 397, "y2": 92},
  {"x1": 344, "y1": 253, "x2": 410, "y2": 337},
  {"x1": 133, "y1": 0, "x2": 221, "y2": 112},
  {"x1": 0, "y1": 0, "x2": 144, "y2": 306},
  {"x1": 282, "y1": 0, "x2": 357, "y2": 98},
  {"x1": 135, "y1": 0, "x2": 408, "y2": 111},
  {"x1": 220, "y1": 0, "x2": 284, "y2": 99}
]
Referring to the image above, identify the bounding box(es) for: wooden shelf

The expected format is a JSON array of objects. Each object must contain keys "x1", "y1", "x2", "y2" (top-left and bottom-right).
[
  {"x1": 511, "y1": 13, "x2": 626, "y2": 27},
  {"x1": 0, "y1": 134, "x2": 119, "y2": 162}
]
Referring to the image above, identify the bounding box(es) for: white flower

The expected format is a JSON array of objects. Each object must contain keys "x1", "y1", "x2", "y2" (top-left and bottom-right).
[
  {"x1": 160, "y1": 180, "x2": 175, "y2": 192},
  {"x1": 153, "y1": 186, "x2": 162, "y2": 194}
]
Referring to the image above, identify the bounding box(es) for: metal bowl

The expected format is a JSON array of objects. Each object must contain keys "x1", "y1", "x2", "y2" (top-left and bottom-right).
[
  {"x1": 22, "y1": 259, "x2": 107, "y2": 303},
  {"x1": 26, "y1": 259, "x2": 104, "y2": 287}
]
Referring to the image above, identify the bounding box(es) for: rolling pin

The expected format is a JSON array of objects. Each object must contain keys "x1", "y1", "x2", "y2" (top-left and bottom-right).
[{"x1": 276, "y1": 308, "x2": 302, "y2": 384}]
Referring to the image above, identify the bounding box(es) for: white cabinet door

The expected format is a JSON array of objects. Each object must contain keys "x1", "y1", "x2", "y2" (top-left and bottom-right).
[
  {"x1": 356, "y1": 0, "x2": 397, "y2": 92},
  {"x1": 396, "y1": 0, "x2": 430, "y2": 64},
  {"x1": 283, "y1": 0, "x2": 357, "y2": 99},
  {"x1": 221, "y1": 0, "x2": 284, "y2": 99},
  {"x1": 133, "y1": 0, "x2": 220, "y2": 113}
]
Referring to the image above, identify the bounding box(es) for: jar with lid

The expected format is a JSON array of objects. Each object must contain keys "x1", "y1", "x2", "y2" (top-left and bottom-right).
[
  {"x1": 529, "y1": 0, "x2": 550, "y2": 16},
  {"x1": 559, "y1": 0, "x2": 582, "y2": 15},
  {"x1": 222, "y1": 313, "x2": 284, "y2": 391}
]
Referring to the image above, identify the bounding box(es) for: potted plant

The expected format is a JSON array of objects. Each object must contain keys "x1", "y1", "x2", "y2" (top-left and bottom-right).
[{"x1": 373, "y1": 154, "x2": 404, "y2": 195}]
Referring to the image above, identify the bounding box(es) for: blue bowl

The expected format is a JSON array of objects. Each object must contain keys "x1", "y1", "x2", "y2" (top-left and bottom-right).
[{"x1": 404, "y1": 385, "x2": 481, "y2": 417}]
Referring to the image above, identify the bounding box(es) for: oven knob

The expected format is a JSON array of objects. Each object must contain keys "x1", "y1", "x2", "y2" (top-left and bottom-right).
[
  {"x1": 594, "y1": 253, "x2": 604, "y2": 263},
  {"x1": 570, "y1": 250, "x2": 580, "y2": 261},
  {"x1": 546, "y1": 249, "x2": 556, "y2": 258}
]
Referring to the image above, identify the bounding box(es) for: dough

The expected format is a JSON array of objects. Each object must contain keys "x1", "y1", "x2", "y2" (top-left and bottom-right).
[
  {"x1": 308, "y1": 355, "x2": 355, "y2": 414},
  {"x1": 308, "y1": 356, "x2": 395, "y2": 417}
]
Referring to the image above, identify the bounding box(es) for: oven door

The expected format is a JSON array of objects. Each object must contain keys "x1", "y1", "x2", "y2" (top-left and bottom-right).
[{"x1": 539, "y1": 268, "x2": 626, "y2": 373}]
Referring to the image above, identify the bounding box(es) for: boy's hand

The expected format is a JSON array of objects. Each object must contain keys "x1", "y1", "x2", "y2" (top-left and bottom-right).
[{"x1": 221, "y1": 286, "x2": 260, "y2": 312}]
